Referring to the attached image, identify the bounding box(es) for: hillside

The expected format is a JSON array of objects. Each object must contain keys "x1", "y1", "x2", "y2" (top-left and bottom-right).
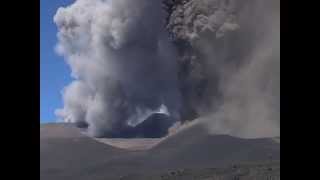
[{"x1": 40, "y1": 123, "x2": 280, "y2": 180}]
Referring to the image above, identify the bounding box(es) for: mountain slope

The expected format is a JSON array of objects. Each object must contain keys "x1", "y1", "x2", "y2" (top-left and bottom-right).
[{"x1": 40, "y1": 123, "x2": 279, "y2": 180}]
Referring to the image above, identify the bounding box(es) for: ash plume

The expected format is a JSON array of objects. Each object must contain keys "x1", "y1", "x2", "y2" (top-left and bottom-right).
[
  {"x1": 165, "y1": 0, "x2": 280, "y2": 138},
  {"x1": 203, "y1": 0, "x2": 280, "y2": 138},
  {"x1": 54, "y1": 0, "x2": 181, "y2": 137},
  {"x1": 54, "y1": 0, "x2": 280, "y2": 138}
]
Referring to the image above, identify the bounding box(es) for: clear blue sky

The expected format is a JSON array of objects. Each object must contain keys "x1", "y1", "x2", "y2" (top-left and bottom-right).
[{"x1": 40, "y1": 0, "x2": 75, "y2": 123}]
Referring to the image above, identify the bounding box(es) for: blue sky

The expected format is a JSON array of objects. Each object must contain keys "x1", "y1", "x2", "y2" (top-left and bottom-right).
[{"x1": 40, "y1": 0, "x2": 75, "y2": 123}]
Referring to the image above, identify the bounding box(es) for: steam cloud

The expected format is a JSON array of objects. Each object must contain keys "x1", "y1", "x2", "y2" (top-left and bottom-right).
[{"x1": 54, "y1": 0, "x2": 280, "y2": 138}]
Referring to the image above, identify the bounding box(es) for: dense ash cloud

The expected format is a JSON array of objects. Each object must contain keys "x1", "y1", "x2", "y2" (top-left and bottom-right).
[
  {"x1": 54, "y1": 0, "x2": 181, "y2": 137},
  {"x1": 54, "y1": 0, "x2": 280, "y2": 138},
  {"x1": 165, "y1": 0, "x2": 280, "y2": 138},
  {"x1": 202, "y1": 0, "x2": 280, "y2": 138}
]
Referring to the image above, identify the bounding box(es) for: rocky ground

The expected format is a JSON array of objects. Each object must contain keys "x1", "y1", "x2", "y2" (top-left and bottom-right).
[
  {"x1": 120, "y1": 161, "x2": 280, "y2": 180},
  {"x1": 41, "y1": 123, "x2": 280, "y2": 180}
]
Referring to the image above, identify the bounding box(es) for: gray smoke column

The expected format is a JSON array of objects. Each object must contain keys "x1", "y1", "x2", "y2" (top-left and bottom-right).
[
  {"x1": 54, "y1": 0, "x2": 181, "y2": 137},
  {"x1": 165, "y1": 0, "x2": 280, "y2": 138},
  {"x1": 54, "y1": 0, "x2": 280, "y2": 139},
  {"x1": 201, "y1": 0, "x2": 280, "y2": 138}
]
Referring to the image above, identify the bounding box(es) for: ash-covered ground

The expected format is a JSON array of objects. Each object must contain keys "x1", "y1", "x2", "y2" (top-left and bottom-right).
[{"x1": 40, "y1": 123, "x2": 280, "y2": 180}]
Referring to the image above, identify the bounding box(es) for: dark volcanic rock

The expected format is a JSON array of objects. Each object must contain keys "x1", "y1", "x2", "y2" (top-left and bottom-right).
[
  {"x1": 134, "y1": 113, "x2": 175, "y2": 138},
  {"x1": 101, "y1": 113, "x2": 175, "y2": 138}
]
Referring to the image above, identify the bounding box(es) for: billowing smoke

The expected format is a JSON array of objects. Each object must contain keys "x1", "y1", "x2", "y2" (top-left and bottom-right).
[
  {"x1": 54, "y1": 0, "x2": 280, "y2": 138},
  {"x1": 165, "y1": 0, "x2": 280, "y2": 138},
  {"x1": 54, "y1": 0, "x2": 181, "y2": 137},
  {"x1": 203, "y1": 0, "x2": 280, "y2": 138}
]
